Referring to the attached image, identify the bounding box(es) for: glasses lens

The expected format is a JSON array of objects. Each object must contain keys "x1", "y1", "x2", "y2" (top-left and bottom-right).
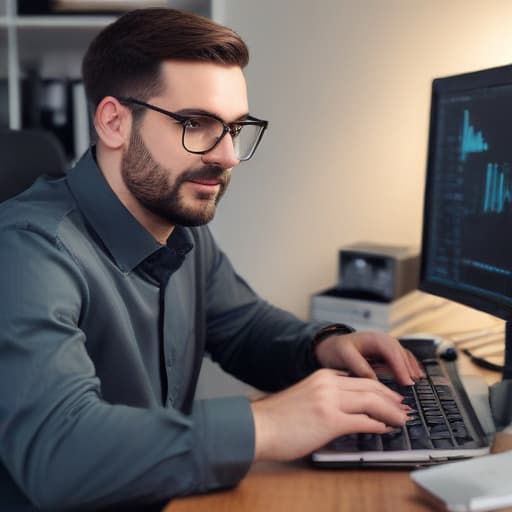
[
  {"x1": 183, "y1": 116, "x2": 223, "y2": 153},
  {"x1": 232, "y1": 123, "x2": 264, "y2": 160},
  {"x1": 183, "y1": 115, "x2": 265, "y2": 160}
]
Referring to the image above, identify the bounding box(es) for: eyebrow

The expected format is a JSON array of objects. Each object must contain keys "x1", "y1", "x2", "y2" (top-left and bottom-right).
[{"x1": 175, "y1": 108, "x2": 250, "y2": 122}]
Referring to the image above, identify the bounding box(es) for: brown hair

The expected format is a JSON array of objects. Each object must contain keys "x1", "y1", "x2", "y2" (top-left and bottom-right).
[{"x1": 82, "y1": 8, "x2": 249, "y2": 110}]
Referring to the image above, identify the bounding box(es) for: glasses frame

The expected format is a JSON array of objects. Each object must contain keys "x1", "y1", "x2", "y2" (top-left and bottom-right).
[{"x1": 115, "y1": 96, "x2": 268, "y2": 161}]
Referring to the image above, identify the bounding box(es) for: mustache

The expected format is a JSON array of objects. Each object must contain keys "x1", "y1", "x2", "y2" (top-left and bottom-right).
[{"x1": 181, "y1": 166, "x2": 227, "y2": 183}]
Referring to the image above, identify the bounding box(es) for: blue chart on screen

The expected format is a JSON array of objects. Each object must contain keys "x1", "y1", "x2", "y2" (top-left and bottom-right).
[
  {"x1": 457, "y1": 108, "x2": 512, "y2": 215},
  {"x1": 427, "y1": 82, "x2": 512, "y2": 304}
]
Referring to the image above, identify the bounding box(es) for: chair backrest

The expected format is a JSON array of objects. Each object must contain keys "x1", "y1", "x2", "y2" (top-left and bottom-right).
[{"x1": 0, "y1": 129, "x2": 68, "y2": 203}]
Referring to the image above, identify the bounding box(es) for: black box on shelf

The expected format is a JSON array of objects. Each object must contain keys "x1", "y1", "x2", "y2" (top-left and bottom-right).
[
  {"x1": 18, "y1": 0, "x2": 168, "y2": 16},
  {"x1": 337, "y1": 242, "x2": 420, "y2": 302},
  {"x1": 17, "y1": 1, "x2": 52, "y2": 15},
  {"x1": 18, "y1": 72, "x2": 92, "y2": 162}
]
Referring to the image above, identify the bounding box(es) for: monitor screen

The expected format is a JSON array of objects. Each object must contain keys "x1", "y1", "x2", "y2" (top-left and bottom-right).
[{"x1": 420, "y1": 64, "x2": 512, "y2": 323}]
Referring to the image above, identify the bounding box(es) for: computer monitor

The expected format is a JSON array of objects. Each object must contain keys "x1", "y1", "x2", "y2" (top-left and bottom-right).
[{"x1": 419, "y1": 63, "x2": 512, "y2": 383}]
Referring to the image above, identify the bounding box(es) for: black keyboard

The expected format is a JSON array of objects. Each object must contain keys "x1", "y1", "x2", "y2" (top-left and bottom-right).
[{"x1": 326, "y1": 360, "x2": 474, "y2": 453}]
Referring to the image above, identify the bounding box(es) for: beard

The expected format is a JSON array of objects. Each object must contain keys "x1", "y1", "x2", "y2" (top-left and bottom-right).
[{"x1": 121, "y1": 127, "x2": 230, "y2": 226}]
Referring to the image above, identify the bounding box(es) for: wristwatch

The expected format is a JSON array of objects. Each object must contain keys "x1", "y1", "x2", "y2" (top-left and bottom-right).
[{"x1": 312, "y1": 323, "x2": 355, "y2": 350}]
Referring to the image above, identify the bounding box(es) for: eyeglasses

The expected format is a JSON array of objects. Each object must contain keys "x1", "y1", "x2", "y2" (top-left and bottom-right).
[{"x1": 115, "y1": 96, "x2": 268, "y2": 161}]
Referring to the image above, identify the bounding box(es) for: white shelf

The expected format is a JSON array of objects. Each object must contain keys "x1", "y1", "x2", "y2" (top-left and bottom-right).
[
  {"x1": 0, "y1": 3, "x2": 113, "y2": 129},
  {"x1": 0, "y1": 0, "x2": 210, "y2": 137},
  {"x1": 0, "y1": 15, "x2": 114, "y2": 28}
]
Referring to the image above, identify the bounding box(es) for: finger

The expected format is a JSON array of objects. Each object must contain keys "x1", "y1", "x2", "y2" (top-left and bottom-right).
[
  {"x1": 393, "y1": 344, "x2": 422, "y2": 381},
  {"x1": 396, "y1": 346, "x2": 417, "y2": 383},
  {"x1": 339, "y1": 414, "x2": 392, "y2": 435},
  {"x1": 405, "y1": 349, "x2": 425, "y2": 379},
  {"x1": 340, "y1": 390, "x2": 409, "y2": 427},
  {"x1": 337, "y1": 343, "x2": 379, "y2": 381},
  {"x1": 336, "y1": 375, "x2": 404, "y2": 402},
  {"x1": 374, "y1": 338, "x2": 415, "y2": 386},
  {"x1": 336, "y1": 332, "x2": 418, "y2": 386}
]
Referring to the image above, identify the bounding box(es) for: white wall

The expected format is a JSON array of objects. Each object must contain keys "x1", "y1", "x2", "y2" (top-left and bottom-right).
[
  {"x1": 210, "y1": 0, "x2": 512, "y2": 318},
  {"x1": 197, "y1": 0, "x2": 512, "y2": 397}
]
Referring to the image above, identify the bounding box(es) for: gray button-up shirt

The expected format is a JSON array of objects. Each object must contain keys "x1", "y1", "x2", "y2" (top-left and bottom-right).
[{"x1": 0, "y1": 149, "x2": 323, "y2": 511}]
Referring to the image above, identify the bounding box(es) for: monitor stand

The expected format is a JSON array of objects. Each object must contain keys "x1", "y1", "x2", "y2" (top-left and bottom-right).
[
  {"x1": 490, "y1": 381, "x2": 512, "y2": 430},
  {"x1": 460, "y1": 374, "x2": 495, "y2": 438},
  {"x1": 489, "y1": 320, "x2": 512, "y2": 431}
]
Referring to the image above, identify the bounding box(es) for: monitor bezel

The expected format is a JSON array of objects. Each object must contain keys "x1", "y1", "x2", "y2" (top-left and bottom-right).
[{"x1": 419, "y1": 63, "x2": 512, "y2": 321}]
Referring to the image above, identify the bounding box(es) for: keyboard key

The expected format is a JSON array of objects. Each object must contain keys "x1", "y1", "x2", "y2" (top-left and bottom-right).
[
  {"x1": 433, "y1": 438, "x2": 455, "y2": 449},
  {"x1": 429, "y1": 425, "x2": 452, "y2": 440},
  {"x1": 425, "y1": 365, "x2": 443, "y2": 376},
  {"x1": 407, "y1": 419, "x2": 433, "y2": 447},
  {"x1": 359, "y1": 433, "x2": 381, "y2": 451},
  {"x1": 408, "y1": 425, "x2": 427, "y2": 440},
  {"x1": 382, "y1": 430, "x2": 408, "y2": 451},
  {"x1": 329, "y1": 434, "x2": 359, "y2": 452},
  {"x1": 426, "y1": 417, "x2": 447, "y2": 425},
  {"x1": 424, "y1": 410, "x2": 443, "y2": 416}
]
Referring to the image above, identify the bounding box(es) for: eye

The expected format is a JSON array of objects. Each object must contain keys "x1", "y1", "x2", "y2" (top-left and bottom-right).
[{"x1": 184, "y1": 118, "x2": 202, "y2": 129}]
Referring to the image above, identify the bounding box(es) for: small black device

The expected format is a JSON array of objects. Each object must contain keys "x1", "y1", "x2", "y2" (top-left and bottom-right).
[{"x1": 338, "y1": 242, "x2": 419, "y2": 302}]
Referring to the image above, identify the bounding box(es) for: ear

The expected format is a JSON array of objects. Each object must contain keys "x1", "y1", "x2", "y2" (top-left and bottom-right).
[{"x1": 94, "y1": 96, "x2": 132, "y2": 149}]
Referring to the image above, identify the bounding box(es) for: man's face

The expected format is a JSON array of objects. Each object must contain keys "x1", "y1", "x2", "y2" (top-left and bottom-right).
[{"x1": 121, "y1": 61, "x2": 249, "y2": 226}]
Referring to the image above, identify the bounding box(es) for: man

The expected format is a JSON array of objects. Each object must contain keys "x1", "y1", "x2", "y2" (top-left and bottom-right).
[{"x1": 0, "y1": 8, "x2": 421, "y2": 511}]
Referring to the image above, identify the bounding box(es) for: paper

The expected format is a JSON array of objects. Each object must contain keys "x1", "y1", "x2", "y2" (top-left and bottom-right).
[{"x1": 411, "y1": 450, "x2": 512, "y2": 512}]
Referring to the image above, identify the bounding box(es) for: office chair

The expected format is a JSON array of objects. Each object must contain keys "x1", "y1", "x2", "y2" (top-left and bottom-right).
[{"x1": 0, "y1": 128, "x2": 68, "y2": 203}]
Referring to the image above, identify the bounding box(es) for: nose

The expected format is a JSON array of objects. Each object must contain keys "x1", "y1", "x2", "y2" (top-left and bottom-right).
[{"x1": 201, "y1": 133, "x2": 240, "y2": 169}]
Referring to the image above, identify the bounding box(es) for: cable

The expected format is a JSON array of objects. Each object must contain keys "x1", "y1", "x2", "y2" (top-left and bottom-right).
[{"x1": 461, "y1": 348, "x2": 504, "y2": 373}]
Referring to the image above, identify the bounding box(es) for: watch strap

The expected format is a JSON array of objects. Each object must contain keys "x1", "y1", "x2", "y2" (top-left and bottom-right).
[{"x1": 312, "y1": 323, "x2": 356, "y2": 350}]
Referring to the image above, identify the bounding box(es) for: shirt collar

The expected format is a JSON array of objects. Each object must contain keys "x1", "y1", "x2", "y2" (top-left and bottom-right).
[{"x1": 66, "y1": 148, "x2": 193, "y2": 272}]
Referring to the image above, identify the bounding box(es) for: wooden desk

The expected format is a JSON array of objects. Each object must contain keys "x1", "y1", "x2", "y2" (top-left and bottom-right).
[
  {"x1": 166, "y1": 432, "x2": 512, "y2": 512},
  {"x1": 166, "y1": 303, "x2": 512, "y2": 512}
]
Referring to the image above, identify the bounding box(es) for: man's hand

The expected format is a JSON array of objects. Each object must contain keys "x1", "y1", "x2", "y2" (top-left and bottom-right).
[
  {"x1": 314, "y1": 331, "x2": 424, "y2": 386},
  {"x1": 251, "y1": 368, "x2": 411, "y2": 461},
  {"x1": 250, "y1": 331, "x2": 423, "y2": 462}
]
